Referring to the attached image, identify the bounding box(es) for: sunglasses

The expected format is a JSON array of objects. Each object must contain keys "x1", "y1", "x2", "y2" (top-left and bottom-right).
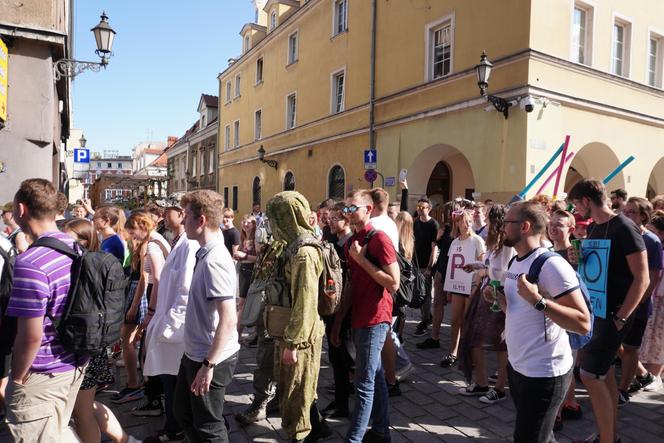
[{"x1": 342, "y1": 204, "x2": 368, "y2": 214}]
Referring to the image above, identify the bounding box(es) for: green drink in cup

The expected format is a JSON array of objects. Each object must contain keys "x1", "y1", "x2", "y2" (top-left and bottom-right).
[{"x1": 489, "y1": 280, "x2": 502, "y2": 312}]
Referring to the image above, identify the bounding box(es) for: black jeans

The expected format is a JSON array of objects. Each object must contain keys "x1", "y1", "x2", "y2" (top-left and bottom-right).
[
  {"x1": 160, "y1": 374, "x2": 180, "y2": 434},
  {"x1": 324, "y1": 313, "x2": 353, "y2": 410},
  {"x1": 174, "y1": 353, "x2": 238, "y2": 443},
  {"x1": 507, "y1": 363, "x2": 571, "y2": 443}
]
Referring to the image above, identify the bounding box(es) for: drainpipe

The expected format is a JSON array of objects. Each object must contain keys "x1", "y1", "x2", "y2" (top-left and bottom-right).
[{"x1": 369, "y1": 0, "x2": 377, "y2": 152}]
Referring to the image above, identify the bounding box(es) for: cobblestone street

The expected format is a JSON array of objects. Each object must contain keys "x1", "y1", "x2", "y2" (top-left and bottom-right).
[{"x1": 101, "y1": 311, "x2": 664, "y2": 443}]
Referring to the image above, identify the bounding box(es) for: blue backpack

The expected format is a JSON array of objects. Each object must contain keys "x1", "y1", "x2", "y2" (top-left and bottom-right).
[{"x1": 526, "y1": 251, "x2": 594, "y2": 350}]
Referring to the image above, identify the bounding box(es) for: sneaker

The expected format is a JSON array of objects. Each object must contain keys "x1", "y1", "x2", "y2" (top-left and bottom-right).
[
  {"x1": 553, "y1": 415, "x2": 563, "y2": 432},
  {"x1": 416, "y1": 338, "x2": 440, "y2": 349},
  {"x1": 235, "y1": 398, "x2": 268, "y2": 425},
  {"x1": 413, "y1": 325, "x2": 427, "y2": 337},
  {"x1": 395, "y1": 362, "x2": 416, "y2": 382},
  {"x1": 561, "y1": 404, "x2": 583, "y2": 420},
  {"x1": 488, "y1": 372, "x2": 498, "y2": 384},
  {"x1": 439, "y1": 354, "x2": 458, "y2": 368},
  {"x1": 362, "y1": 428, "x2": 391, "y2": 443},
  {"x1": 266, "y1": 395, "x2": 280, "y2": 413},
  {"x1": 636, "y1": 372, "x2": 655, "y2": 390},
  {"x1": 572, "y1": 434, "x2": 622, "y2": 443},
  {"x1": 479, "y1": 388, "x2": 506, "y2": 404},
  {"x1": 627, "y1": 378, "x2": 643, "y2": 393},
  {"x1": 387, "y1": 381, "x2": 401, "y2": 397},
  {"x1": 643, "y1": 375, "x2": 663, "y2": 392},
  {"x1": 247, "y1": 335, "x2": 258, "y2": 348},
  {"x1": 617, "y1": 390, "x2": 629, "y2": 408},
  {"x1": 131, "y1": 399, "x2": 164, "y2": 417},
  {"x1": 458, "y1": 383, "x2": 489, "y2": 396},
  {"x1": 112, "y1": 386, "x2": 144, "y2": 404}
]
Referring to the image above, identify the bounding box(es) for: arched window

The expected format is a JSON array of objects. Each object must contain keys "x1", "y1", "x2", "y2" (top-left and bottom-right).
[
  {"x1": 283, "y1": 171, "x2": 295, "y2": 191},
  {"x1": 328, "y1": 165, "x2": 345, "y2": 200},
  {"x1": 252, "y1": 176, "x2": 262, "y2": 206}
]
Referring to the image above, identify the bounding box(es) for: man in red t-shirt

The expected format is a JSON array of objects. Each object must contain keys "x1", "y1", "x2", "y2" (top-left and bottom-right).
[{"x1": 331, "y1": 190, "x2": 399, "y2": 443}]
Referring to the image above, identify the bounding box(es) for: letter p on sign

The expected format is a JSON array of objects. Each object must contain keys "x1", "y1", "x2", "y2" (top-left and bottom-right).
[{"x1": 450, "y1": 254, "x2": 465, "y2": 279}]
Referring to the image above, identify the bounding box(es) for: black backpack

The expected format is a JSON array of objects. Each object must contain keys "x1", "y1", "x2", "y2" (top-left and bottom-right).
[
  {"x1": 30, "y1": 237, "x2": 128, "y2": 356},
  {"x1": 364, "y1": 230, "x2": 426, "y2": 309},
  {"x1": 0, "y1": 247, "x2": 17, "y2": 365}
]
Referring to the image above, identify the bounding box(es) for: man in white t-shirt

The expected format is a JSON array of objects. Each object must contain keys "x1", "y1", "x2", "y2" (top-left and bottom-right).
[
  {"x1": 174, "y1": 190, "x2": 240, "y2": 442},
  {"x1": 368, "y1": 188, "x2": 399, "y2": 250},
  {"x1": 493, "y1": 201, "x2": 590, "y2": 443}
]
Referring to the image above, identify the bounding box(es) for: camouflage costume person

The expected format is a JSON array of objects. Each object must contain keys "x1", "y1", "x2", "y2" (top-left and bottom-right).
[{"x1": 266, "y1": 191, "x2": 329, "y2": 443}]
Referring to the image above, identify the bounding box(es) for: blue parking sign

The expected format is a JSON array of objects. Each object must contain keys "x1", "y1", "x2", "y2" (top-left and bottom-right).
[{"x1": 74, "y1": 149, "x2": 90, "y2": 163}]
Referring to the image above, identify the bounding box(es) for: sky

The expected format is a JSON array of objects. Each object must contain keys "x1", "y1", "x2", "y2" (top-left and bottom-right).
[{"x1": 72, "y1": 0, "x2": 255, "y2": 155}]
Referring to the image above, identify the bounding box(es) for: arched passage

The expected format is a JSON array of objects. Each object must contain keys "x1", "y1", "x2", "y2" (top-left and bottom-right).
[
  {"x1": 647, "y1": 157, "x2": 664, "y2": 199},
  {"x1": 407, "y1": 144, "x2": 475, "y2": 208},
  {"x1": 563, "y1": 142, "x2": 624, "y2": 193}
]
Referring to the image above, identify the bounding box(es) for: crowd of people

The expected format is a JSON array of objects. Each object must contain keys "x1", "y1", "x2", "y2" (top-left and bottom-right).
[{"x1": 0, "y1": 176, "x2": 662, "y2": 443}]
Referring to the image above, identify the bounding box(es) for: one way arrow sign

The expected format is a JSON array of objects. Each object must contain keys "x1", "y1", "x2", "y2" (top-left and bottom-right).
[{"x1": 364, "y1": 149, "x2": 377, "y2": 169}]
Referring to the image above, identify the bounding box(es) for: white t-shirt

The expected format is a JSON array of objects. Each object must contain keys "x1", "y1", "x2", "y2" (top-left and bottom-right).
[
  {"x1": 447, "y1": 233, "x2": 486, "y2": 262},
  {"x1": 144, "y1": 232, "x2": 171, "y2": 284},
  {"x1": 0, "y1": 235, "x2": 12, "y2": 272},
  {"x1": 370, "y1": 214, "x2": 399, "y2": 250},
  {"x1": 504, "y1": 248, "x2": 579, "y2": 378},
  {"x1": 486, "y1": 245, "x2": 516, "y2": 284}
]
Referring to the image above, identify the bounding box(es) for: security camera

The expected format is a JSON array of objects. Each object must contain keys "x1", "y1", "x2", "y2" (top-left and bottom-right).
[{"x1": 520, "y1": 96, "x2": 535, "y2": 113}]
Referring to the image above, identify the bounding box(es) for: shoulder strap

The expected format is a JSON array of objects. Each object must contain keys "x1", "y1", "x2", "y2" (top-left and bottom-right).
[
  {"x1": 30, "y1": 237, "x2": 79, "y2": 258},
  {"x1": 148, "y1": 238, "x2": 169, "y2": 259},
  {"x1": 526, "y1": 251, "x2": 558, "y2": 284}
]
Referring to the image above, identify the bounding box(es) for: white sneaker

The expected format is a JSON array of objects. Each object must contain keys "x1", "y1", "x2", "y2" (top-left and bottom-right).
[
  {"x1": 126, "y1": 436, "x2": 141, "y2": 443},
  {"x1": 643, "y1": 376, "x2": 663, "y2": 392},
  {"x1": 395, "y1": 362, "x2": 416, "y2": 382}
]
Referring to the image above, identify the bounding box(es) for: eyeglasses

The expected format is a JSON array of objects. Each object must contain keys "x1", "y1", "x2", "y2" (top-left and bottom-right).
[
  {"x1": 342, "y1": 204, "x2": 368, "y2": 214},
  {"x1": 417, "y1": 204, "x2": 430, "y2": 210},
  {"x1": 504, "y1": 219, "x2": 523, "y2": 224}
]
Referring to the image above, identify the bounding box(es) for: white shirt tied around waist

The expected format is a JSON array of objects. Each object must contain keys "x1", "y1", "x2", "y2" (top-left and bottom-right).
[{"x1": 504, "y1": 247, "x2": 579, "y2": 378}]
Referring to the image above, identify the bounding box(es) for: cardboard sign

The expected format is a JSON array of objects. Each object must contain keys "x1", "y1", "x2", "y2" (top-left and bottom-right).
[
  {"x1": 579, "y1": 239, "x2": 611, "y2": 319},
  {"x1": 443, "y1": 242, "x2": 475, "y2": 295}
]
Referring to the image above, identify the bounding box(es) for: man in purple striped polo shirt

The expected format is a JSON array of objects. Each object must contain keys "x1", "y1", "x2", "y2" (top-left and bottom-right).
[{"x1": 5, "y1": 179, "x2": 87, "y2": 442}]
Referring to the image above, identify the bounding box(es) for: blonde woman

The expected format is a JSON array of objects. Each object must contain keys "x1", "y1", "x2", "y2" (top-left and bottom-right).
[{"x1": 440, "y1": 208, "x2": 486, "y2": 369}]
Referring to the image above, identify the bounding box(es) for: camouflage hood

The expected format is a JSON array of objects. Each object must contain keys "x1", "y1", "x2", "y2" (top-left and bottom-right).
[{"x1": 266, "y1": 191, "x2": 315, "y2": 245}]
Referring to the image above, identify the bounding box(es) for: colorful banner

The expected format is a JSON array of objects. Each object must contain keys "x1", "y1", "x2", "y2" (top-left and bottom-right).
[
  {"x1": 579, "y1": 239, "x2": 611, "y2": 319},
  {"x1": 0, "y1": 38, "x2": 7, "y2": 123},
  {"x1": 443, "y1": 242, "x2": 476, "y2": 295}
]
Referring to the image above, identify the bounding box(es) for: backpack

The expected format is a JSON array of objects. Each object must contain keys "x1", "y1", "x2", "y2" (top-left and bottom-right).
[
  {"x1": 30, "y1": 237, "x2": 128, "y2": 356},
  {"x1": 364, "y1": 230, "x2": 426, "y2": 309},
  {"x1": 524, "y1": 251, "x2": 594, "y2": 350},
  {"x1": 286, "y1": 234, "x2": 343, "y2": 317},
  {"x1": 0, "y1": 247, "x2": 17, "y2": 361}
]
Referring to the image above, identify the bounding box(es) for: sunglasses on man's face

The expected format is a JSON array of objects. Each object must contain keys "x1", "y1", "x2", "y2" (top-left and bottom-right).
[{"x1": 342, "y1": 204, "x2": 367, "y2": 214}]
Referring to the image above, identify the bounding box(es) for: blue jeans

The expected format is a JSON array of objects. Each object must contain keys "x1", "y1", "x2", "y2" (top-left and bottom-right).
[
  {"x1": 392, "y1": 316, "x2": 411, "y2": 370},
  {"x1": 346, "y1": 323, "x2": 390, "y2": 442}
]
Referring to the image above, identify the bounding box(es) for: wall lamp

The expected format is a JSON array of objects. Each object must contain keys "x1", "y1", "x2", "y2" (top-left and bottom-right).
[
  {"x1": 54, "y1": 11, "x2": 116, "y2": 80},
  {"x1": 475, "y1": 51, "x2": 511, "y2": 119},
  {"x1": 257, "y1": 145, "x2": 278, "y2": 169}
]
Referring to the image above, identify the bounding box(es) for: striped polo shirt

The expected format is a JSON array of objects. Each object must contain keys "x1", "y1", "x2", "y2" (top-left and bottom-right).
[{"x1": 6, "y1": 231, "x2": 85, "y2": 373}]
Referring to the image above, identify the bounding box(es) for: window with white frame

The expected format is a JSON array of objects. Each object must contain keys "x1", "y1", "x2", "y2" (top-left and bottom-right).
[
  {"x1": 332, "y1": 70, "x2": 345, "y2": 113},
  {"x1": 270, "y1": 10, "x2": 277, "y2": 31},
  {"x1": 235, "y1": 74, "x2": 241, "y2": 97},
  {"x1": 192, "y1": 153, "x2": 197, "y2": 176},
  {"x1": 225, "y1": 82, "x2": 231, "y2": 103},
  {"x1": 288, "y1": 31, "x2": 299, "y2": 64},
  {"x1": 648, "y1": 33, "x2": 663, "y2": 88},
  {"x1": 286, "y1": 93, "x2": 297, "y2": 129},
  {"x1": 209, "y1": 149, "x2": 214, "y2": 174},
  {"x1": 225, "y1": 125, "x2": 231, "y2": 150},
  {"x1": 612, "y1": 18, "x2": 631, "y2": 77},
  {"x1": 233, "y1": 120, "x2": 240, "y2": 147},
  {"x1": 244, "y1": 35, "x2": 250, "y2": 53},
  {"x1": 571, "y1": 3, "x2": 593, "y2": 65},
  {"x1": 333, "y1": 0, "x2": 348, "y2": 35},
  {"x1": 428, "y1": 17, "x2": 453, "y2": 80},
  {"x1": 255, "y1": 109, "x2": 262, "y2": 140},
  {"x1": 256, "y1": 57, "x2": 264, "y2": 83}
]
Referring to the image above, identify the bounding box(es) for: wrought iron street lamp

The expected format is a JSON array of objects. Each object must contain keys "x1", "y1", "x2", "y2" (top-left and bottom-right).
[
  {"x1": 54, "y1": 11, "x2": 116, "y2": 80},
  {"x1": 475, "y1": 51, "x2": 511, "y2": 119},
  {"x1": 79, "y1": 134, "x2": 87, "y2": 148},
  {"x1": 257, "y1": 145, "x2": 278, "y2": 169}
]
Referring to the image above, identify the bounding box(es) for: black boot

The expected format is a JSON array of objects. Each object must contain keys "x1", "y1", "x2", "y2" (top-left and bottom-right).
[{"x1": 304, "y1": 402, "x2": 333, "y2": 442}]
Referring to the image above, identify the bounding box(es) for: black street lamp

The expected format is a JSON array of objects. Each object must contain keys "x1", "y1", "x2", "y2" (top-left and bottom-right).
[
  {"x1": 54, "y1": 11, "x2": 117, "y2": 80},
  {"x1": 79, "y1": 134, "x2": 87, "y2": 148},
  {"x1": 257, "y1": 145, "x2": 278, "y2": 169},
  {"x1": 475, "y1": 51, "x2": 511, "y2": 119}
]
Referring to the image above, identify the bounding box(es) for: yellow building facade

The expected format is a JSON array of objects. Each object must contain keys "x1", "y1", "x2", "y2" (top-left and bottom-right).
[{"x1": 218, "y1": 0, "x2": 664, "y2": 215}]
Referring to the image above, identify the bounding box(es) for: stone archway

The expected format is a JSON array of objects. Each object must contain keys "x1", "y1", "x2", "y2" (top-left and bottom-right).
[
  {"x1": 647, "y1": 157, "x2": 664, "y2": 200},
  {"x1": 407, "y1": 144, "x2": 475, "y2": 209},
  {"x1": 563, "y1": 142, "x2": 623, "y2": 193}
]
